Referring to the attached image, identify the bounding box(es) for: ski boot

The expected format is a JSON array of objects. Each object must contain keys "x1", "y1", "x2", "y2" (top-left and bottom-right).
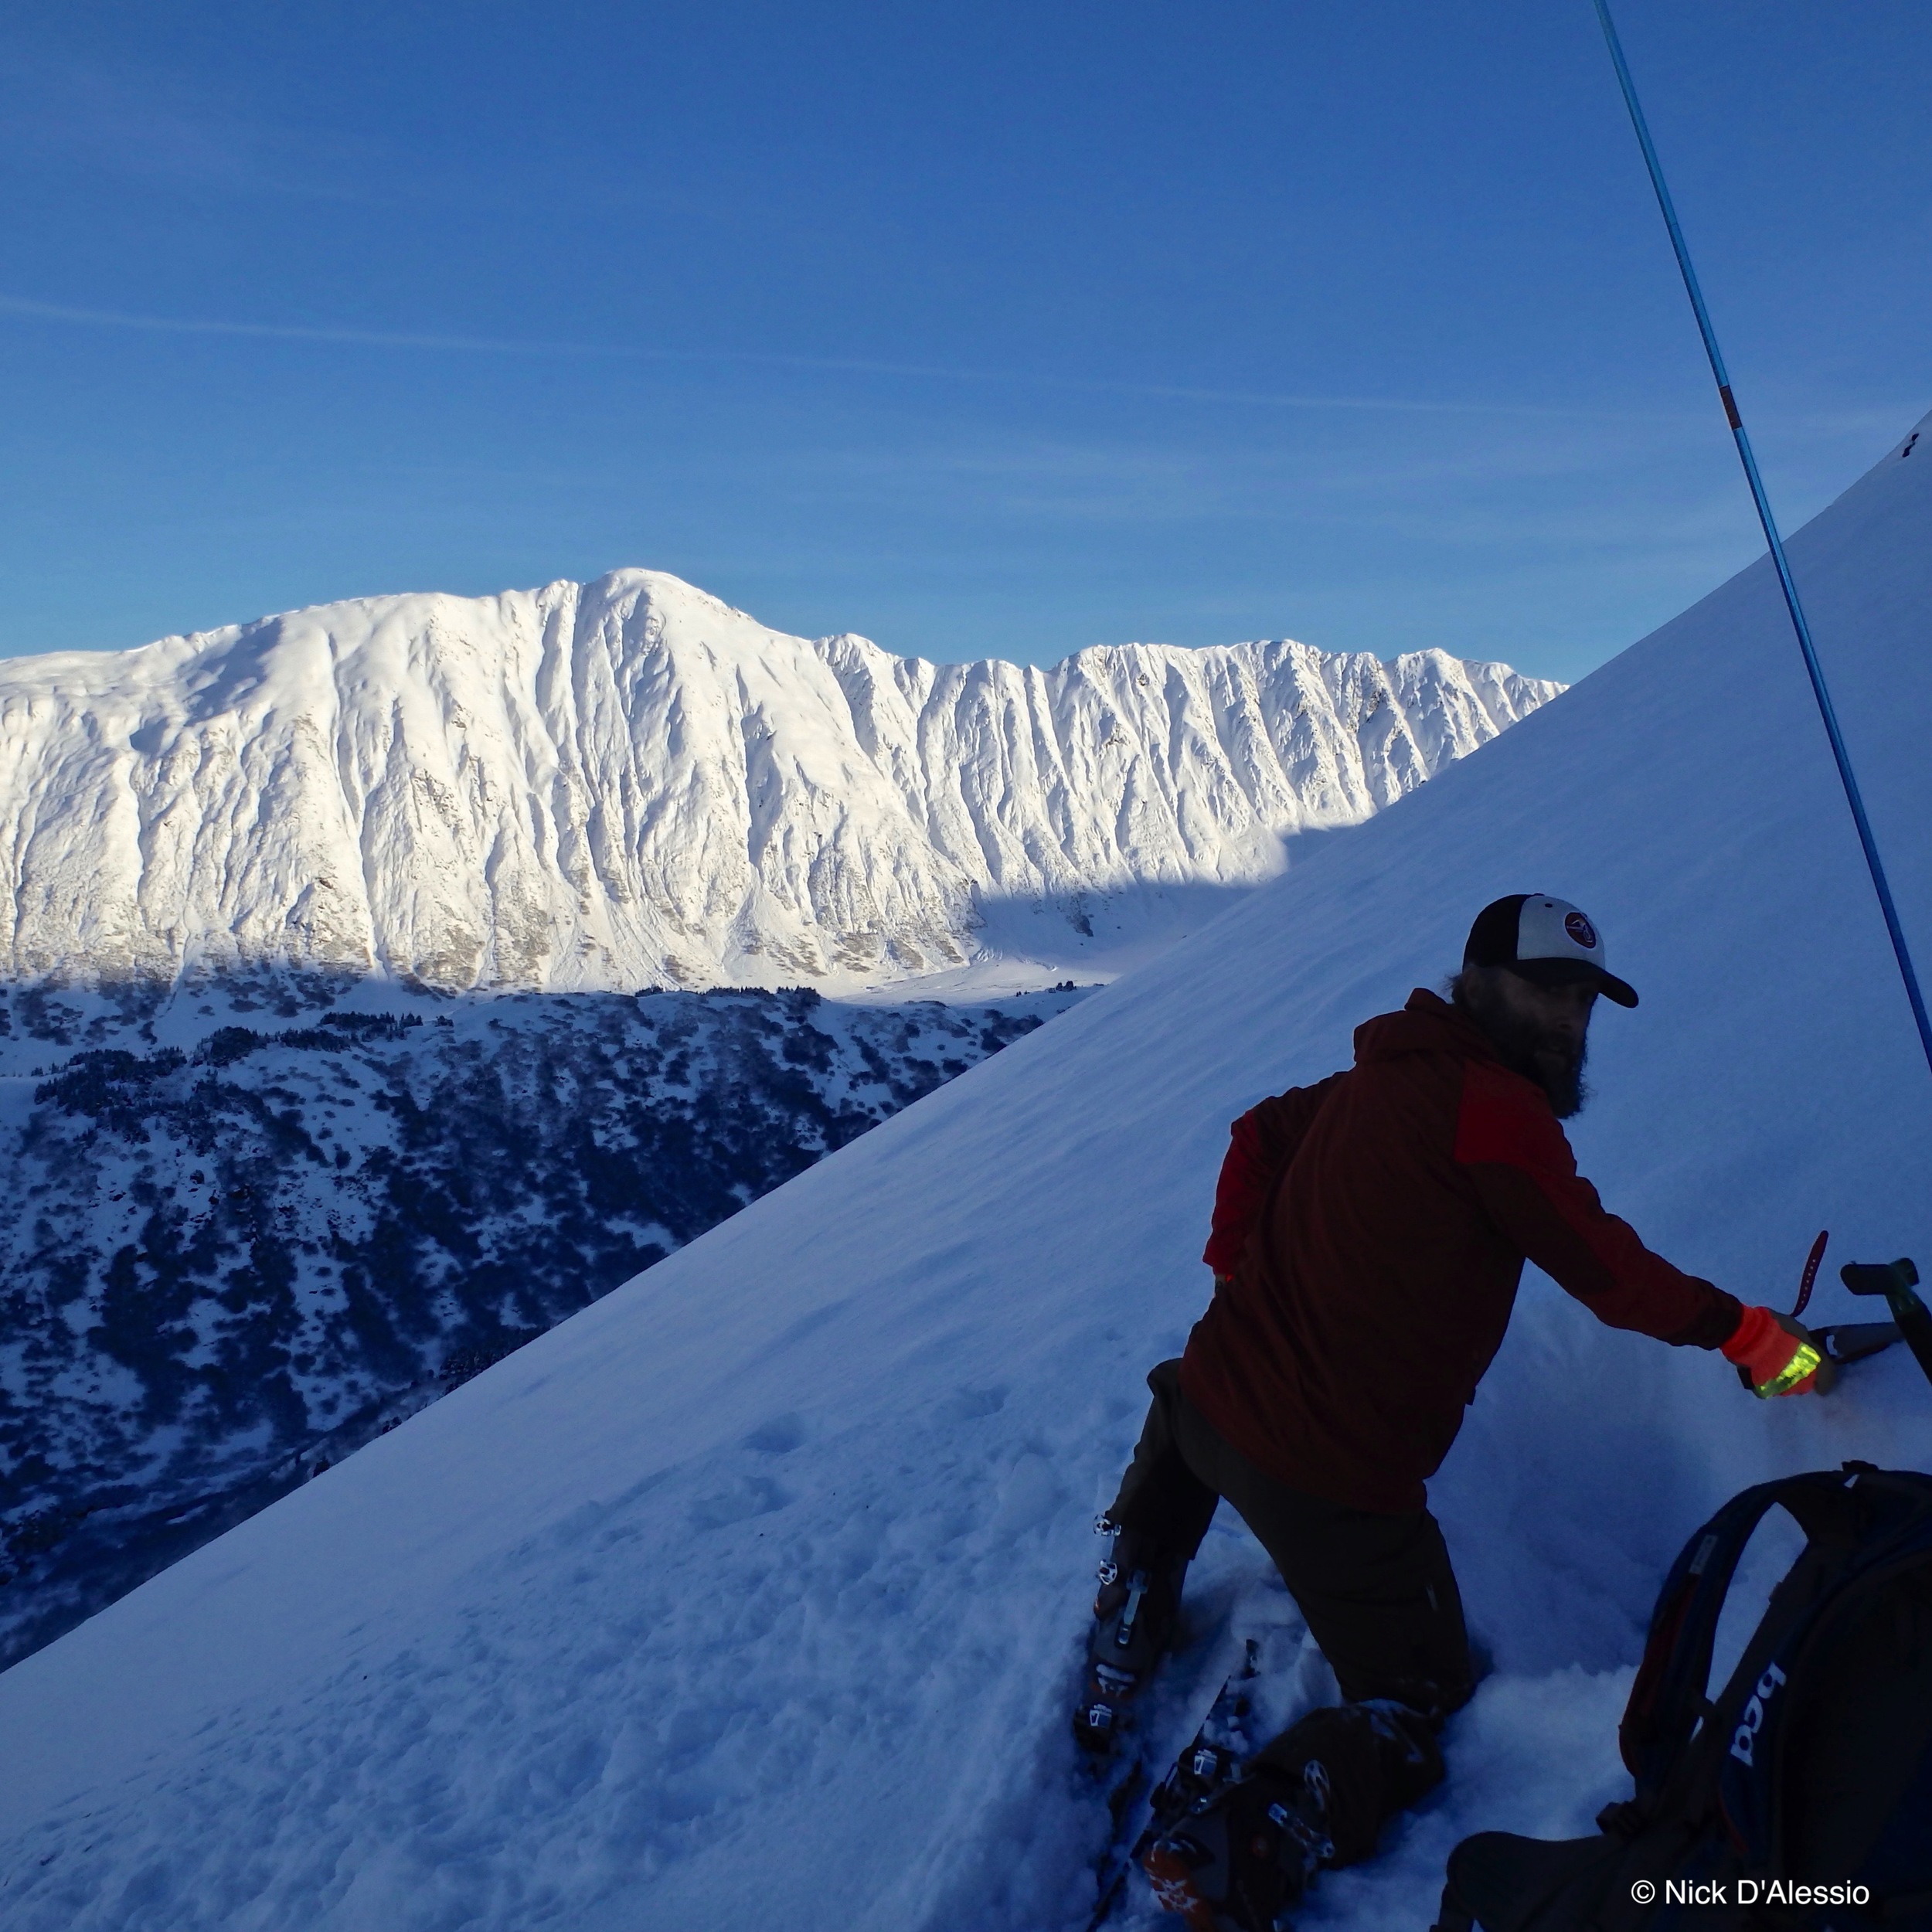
[
  {"x1": 1073, "y1": 1515, "x2": 1188, "y2": 1757},
  {"x1": 1140, "y1": 1756, "x2": 1334, "y2": 1932}
]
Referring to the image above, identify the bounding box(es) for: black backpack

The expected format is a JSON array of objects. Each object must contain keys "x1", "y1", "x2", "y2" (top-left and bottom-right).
[{"x1": 1434, "y1": 1463, "x2": 1932, "y2": 1932}]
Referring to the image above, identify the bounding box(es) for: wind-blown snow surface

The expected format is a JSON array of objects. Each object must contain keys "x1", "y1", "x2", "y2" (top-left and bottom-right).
[
  {"x1": 0, "y1": 572, "x2": 1556, "y2": 994},
  {"x1": 2, "y1": 416, "x2": 1930, "y2": 1931}
]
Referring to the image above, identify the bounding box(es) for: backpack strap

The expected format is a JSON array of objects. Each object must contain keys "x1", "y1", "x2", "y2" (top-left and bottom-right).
[
  {"x1": 1716, "y1": 1467, "x2": 1932, "y2": 1866},
  {"x1": 1617, "y1": 1468, "x2": 1870, "y2": 1800}
]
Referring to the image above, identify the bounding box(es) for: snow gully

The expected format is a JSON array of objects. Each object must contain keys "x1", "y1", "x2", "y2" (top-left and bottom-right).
[{"x1": 1593, "y1": 0, "x2": 1932, "y2": 1084}]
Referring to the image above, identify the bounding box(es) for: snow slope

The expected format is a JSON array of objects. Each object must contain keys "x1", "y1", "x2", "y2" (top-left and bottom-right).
[
  {"x1": 0, "y1": 573, "x2": 1556, "y2": 995},
  {"x1": 2, "y1": 414, "x2": 1930, "y2": 1931}
]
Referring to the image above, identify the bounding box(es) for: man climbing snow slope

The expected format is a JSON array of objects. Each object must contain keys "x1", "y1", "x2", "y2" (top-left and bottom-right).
[{"x1": 1078, "y1": 894, "x2": 1830, "y2": 1932}]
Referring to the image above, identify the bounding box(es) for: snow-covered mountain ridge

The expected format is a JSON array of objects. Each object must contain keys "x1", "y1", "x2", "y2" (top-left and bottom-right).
[
  {"x1": 0, "y1": 417, "x2": 1927, "y2": 1930},
  {"x1": 0, "y1": 571, "x2": 1560, "y2": 992}
]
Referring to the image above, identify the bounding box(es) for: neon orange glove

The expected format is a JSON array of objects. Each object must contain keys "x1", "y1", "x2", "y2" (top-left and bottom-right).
[{"x1": 1722, "y1": 1304, "x2": 1823, "y2": 1397}]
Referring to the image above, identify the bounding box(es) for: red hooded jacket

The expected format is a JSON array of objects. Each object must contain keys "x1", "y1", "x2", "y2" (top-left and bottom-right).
[{"x1": 1179, "y1": 988, "x2": 1741, "y2": 1512}]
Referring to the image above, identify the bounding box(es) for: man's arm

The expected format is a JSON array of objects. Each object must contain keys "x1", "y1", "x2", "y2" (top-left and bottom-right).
[
  {"x1": 1451, "y1": 1059, "x2": 1741, "y2": 1347},
  {"x1": 1202, "y1": 1072, "x2": 1349, "y2": 1277}
]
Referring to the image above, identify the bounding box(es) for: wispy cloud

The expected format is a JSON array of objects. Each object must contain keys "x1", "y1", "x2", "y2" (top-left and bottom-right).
[
  {"x1": 0, "y1": 294, "x2": 649, "y2": 359},
  {"x1": 0, "y1": 41, "x2": 397, "y2": 209},
  {"x1": 0, "y1": 291, "x2": 1680, "y2": 423}
]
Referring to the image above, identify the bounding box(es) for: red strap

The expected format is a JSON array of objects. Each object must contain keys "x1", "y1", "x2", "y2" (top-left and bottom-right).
[{"x1": 1791, "y1": 1230, "x2": 1828, "y2": 1321}]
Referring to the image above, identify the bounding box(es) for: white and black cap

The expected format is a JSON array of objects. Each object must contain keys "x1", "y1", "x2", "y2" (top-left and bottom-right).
[{"x1": 1464, "y1": 893, "x2": 1638, "y2": 1008}]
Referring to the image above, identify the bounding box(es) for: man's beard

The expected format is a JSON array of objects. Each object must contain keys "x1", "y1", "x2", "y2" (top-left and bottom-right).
[{"x1": 1457, "y1": 981, "x2": 1591, "y2": 1118}]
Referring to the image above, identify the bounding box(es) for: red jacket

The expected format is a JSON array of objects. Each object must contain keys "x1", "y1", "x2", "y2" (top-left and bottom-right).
[{"x1": 1179, "y1": 988, "x2": 1741, "y2": 1512}]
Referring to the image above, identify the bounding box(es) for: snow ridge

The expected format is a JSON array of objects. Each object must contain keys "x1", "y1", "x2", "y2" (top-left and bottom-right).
[{"x1": 0, "y1": 571, "x2": 1560, "y2": 992}]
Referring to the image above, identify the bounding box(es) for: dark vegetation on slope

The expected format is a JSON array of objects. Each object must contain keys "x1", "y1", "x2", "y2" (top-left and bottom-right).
[{"x1": 0, "y1": 971, "x2": 1087, "y2": 1669}]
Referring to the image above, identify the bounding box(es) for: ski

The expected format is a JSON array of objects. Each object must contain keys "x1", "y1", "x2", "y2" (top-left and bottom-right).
[{"x1": 1088, "y1": 1634, "x2": 1264, "y2": 1930}]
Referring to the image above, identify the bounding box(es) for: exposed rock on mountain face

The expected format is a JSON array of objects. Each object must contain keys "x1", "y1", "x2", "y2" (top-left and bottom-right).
[{"x1": 0, "y1": 571, "x2": 1561, "y2": 992}]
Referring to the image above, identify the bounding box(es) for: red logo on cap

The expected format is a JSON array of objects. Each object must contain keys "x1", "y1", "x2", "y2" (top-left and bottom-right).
[{"x1": 1564, "y1": 910, "x2": 1598, "y2": 951}]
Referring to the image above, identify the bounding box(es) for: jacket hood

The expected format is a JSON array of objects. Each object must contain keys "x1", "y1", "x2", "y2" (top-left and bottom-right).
[{"x1": 1352, "y1": 987, "x2": 1502, "y2": 1068}]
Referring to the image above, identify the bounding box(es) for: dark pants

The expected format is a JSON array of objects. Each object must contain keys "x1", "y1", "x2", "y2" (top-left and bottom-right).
[{"x1": 1107, "y1": 1359, "x2": 1475, "y2": 1862}]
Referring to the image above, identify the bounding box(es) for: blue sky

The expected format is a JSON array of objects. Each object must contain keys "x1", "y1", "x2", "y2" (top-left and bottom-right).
[{"x1": 2, "y1": 2, "x2": 1928, "y2": 680}]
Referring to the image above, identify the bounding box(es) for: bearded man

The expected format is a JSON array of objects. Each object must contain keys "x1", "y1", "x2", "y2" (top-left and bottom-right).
[{"x1": 1077, "y1": 894, "x2": 1827, "y2": 1932}]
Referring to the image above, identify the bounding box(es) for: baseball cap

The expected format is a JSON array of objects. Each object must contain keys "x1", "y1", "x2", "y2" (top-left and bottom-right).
[{"x1": 1464, "y1": 893, "x2": 1638, "y2": 1008}]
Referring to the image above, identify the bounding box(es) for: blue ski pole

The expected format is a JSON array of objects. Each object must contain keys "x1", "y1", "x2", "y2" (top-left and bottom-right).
[{"x1": 1592, "y1": 0, "x2": 1932, "y2": 1083}]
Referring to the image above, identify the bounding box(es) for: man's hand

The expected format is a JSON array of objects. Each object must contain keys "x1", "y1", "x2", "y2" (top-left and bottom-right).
[{"x1": 1722, "y1": 1304, "x2": 1836, "y2": 1397}]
